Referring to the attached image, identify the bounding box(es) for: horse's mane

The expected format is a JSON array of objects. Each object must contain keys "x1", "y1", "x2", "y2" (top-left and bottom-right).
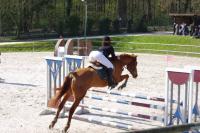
[{"x1": 118, "y1": 53, "x2": 137, "y2": 59}]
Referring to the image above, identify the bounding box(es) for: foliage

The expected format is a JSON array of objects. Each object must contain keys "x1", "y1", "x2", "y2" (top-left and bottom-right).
[
  {"x1": 112, "y1": 19, "x2": 120, "y2": 34},
  {"x1": 98, "y1": 17, "x2": 111, "y2": 35},
  {"x1": 66, "y1": 15, "x2": 81, "y2": 36},
  {"x1": 0, "y1": 0, "x2": 200, "y2": 37},
  {"x1": 137, "y1": 17, "x2": 148, "y2": 32},
  {"x1": 131, "y1": 14, "x2": 147, "y2": 32},
  {"x1": 127, "y1": 19, "x2": 133, "y2": 33},
  {"x1": 131, "y1": 17, "x2": 140, "y2": 32},
  {"x1": 86, "y1": 18, "x2": 95, "y2": 35},
  {"x1": 0, "y1": 41, "x2": 55, "y2": 52}
]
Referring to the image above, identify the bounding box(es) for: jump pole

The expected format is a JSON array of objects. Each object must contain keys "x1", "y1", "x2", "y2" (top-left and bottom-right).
[
  {"x1": 64, "y1": 112, "x2": 134, "y2": 130},
  {"x1": 75, "y1": 103, "x2": 164, "y2": 123},
  {"x1": 85, "y1": 94, "x2": 165, "y2": 111},
  {"x1": 89, "y1": 89, "x2": 178, "y2": 104}
]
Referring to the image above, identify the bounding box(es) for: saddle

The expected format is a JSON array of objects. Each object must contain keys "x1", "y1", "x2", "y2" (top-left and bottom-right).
[{"x1": 89, "y1": 61, "x2": 108, "y2": 80}]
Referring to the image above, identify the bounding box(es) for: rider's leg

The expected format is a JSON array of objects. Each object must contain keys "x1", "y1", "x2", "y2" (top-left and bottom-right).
[
  {"x1": 89, "y1": 51, "x2": 117, "y2": 89},
  {"x1": 95, "y1": 53, "x2": 117, "y2": 89},
  {"x1": 106, "y1": 67, "x2": 117, "y2": 89}
]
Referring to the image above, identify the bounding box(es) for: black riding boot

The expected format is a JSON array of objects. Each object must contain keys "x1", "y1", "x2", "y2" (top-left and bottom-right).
[{"x1": 106, "y1": 68, "x2": 117, "y2": 90}]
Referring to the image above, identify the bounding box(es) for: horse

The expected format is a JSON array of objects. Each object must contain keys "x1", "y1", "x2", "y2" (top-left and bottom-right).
[{"x1": 48, "y1": 53, "x2": 138, "y2": 132}]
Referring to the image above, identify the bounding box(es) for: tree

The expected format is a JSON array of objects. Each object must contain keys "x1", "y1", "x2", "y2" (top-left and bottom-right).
[
  {"x1": 117, "y1": 0, "x2": 127, "y2": 27},
  {"x1": 146, "y1": 0, "x2": 152, "y2": 20},
  {"x1": 184, "y1": 0, "x2": 192, "y2": 13},
  {"x1": 66, "y1": 0, "x2": 72, "y2": 16},
  {"x1": 0, "y1": 0, "x2": 2, "y2": 35}
]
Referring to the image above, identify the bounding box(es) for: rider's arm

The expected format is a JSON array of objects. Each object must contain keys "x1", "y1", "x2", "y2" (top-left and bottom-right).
[{"x1": 110, "y1": 46, "x2": 116, "y2": 60}]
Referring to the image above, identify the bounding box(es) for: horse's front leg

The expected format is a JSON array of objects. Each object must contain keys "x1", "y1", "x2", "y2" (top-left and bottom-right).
[
  {"x1": 49, "y1": 92, "x2": 71, "y2": 129},
  {"x1": 116, "y1": 74, "x2": 129, "y2": 90}
]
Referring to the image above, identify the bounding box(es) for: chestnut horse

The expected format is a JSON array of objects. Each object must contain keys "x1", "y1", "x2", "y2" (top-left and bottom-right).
[{"x1": 48, "y1": 54, "x2": 138, "y2": 132}]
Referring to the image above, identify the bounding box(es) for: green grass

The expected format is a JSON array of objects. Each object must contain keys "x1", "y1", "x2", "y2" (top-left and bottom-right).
[
  {"x1": 110, "y1": 35, "x2": 200, "y2": 57},
  {"x1": 0, "y1": 35, "x2": 200, "y2": 57},
  {"x1": 0, "y1": 41, "x2": 56, "y2": 52},
  {"x1": 113, "y1": 35, "x2": 200, "y2": 45}
]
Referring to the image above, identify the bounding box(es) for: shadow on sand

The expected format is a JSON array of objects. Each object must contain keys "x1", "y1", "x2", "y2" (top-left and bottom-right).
[{"x1": 0, "y1": 78, "x2": 37, "y2": 87}]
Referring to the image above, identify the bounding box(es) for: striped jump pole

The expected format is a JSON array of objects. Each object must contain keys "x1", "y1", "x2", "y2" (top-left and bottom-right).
[
  {"x1": 165, "y1": 67, "x2": 192, "y2": 126},
  {"x1": 77, "y1": 104, "x2": 164, "y2": 123},
  {"x1": 63, "y1": 104, "x2": 135, "y2": 130},
  {"x1": 90, "y1": 89, "x2": 178, "y2": 104},
  {"x1": 70, "y1": 114, "x2": 134, "y2": 130},
  {"x1": 85, "y1": 94, "x2": 165, "y2": 111}
]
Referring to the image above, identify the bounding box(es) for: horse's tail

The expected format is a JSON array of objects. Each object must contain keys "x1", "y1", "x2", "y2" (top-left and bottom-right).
[{"x1": 48, "y1": 73, "x2": 73, "y2": 108}]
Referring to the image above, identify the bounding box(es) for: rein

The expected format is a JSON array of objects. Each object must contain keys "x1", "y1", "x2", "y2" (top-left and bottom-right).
[{"x1": 116, "y1": 55, "x2": 128, "y2": 71}]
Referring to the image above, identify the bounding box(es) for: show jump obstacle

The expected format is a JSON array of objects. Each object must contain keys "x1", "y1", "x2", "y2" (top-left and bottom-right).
[
  {"x1": 54, "y1": 38, "x2": 92, "y2": 57},
  {"x1": 44, "y1": 54, "x2": 200, "y2": 130},
  {"x1": 165, "y1": 68, "x2": 192, "y2": 126},
  {"x1": 44, "y1": 55, "x2": 85, "y2": 107}
]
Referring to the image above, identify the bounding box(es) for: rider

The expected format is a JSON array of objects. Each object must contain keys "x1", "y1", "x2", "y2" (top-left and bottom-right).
[{"x1": 89, "y1": 36, "x2": 117, "y2": 89}]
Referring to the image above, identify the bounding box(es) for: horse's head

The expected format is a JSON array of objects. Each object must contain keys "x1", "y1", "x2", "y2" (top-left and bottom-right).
[{"x1": 119, "y1": 54, "x2": 138, "y2": 78}]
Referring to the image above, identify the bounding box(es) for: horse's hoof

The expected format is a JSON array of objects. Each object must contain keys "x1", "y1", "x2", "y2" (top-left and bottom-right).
[
  {"x1": 118, "y1": 84, "x2": 126, "y2": 90},
  {"x1": 49, "y1": 124, "x2": 53, "y2": 129},
  {"x1": 63, "y1": 126, "x2": 69, "y2": 133},
  {"x1": 117, "y1": 86, "x2": 122, "y2": 90},
  {"x1": 62, "y1": 129, "x2": 68, "y2": 133},
  {"x1": 62, "y1": 130, "x2": 68, "y2": 133},
  {"x1": 49, "y1": 123, "x2": 54, "y2": 129}
]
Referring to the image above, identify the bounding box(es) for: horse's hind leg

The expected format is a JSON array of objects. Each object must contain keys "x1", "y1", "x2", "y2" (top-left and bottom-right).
[
  {"x1": 63, "y1": 95, "x2": 85, "y2": 132},
  {"x1": 49, "y1": 91, "x2": 71, "y2": 129}
]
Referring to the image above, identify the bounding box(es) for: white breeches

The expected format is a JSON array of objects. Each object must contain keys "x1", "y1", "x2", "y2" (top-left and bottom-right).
[{"x1": 89, "y1": 51, "x2": 114, "y2": 69}]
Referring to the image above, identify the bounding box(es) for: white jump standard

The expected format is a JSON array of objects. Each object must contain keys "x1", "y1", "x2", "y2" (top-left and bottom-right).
[{"x1": 165, "y1": 67, "x2": 193, "y2": 126}]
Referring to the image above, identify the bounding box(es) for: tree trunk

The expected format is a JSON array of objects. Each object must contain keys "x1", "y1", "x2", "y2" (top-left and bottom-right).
[
  {"x1": 66, "y1": 0, "x2": 72, "y2": 16},
  {"x1": 0, "y1": 12, "x2": 2, "y2": 36},
  {"x1": 178, "y1": 0, "x2": 181, "y2": 13},
  {"x1": 118, "y1": 0, "x2": 127, "y2": 27},
  {"x1": 147, "y1": 0, "x2": 152, "y2": 21},
  {"x1": 184, "y1": 0, "x2": 191, "y2": 13}
]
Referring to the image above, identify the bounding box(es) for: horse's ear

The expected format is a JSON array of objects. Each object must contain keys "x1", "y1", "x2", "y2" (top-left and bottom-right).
[{"x1": 131, "y1": 54, "x2": 137, "y2": 58}]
